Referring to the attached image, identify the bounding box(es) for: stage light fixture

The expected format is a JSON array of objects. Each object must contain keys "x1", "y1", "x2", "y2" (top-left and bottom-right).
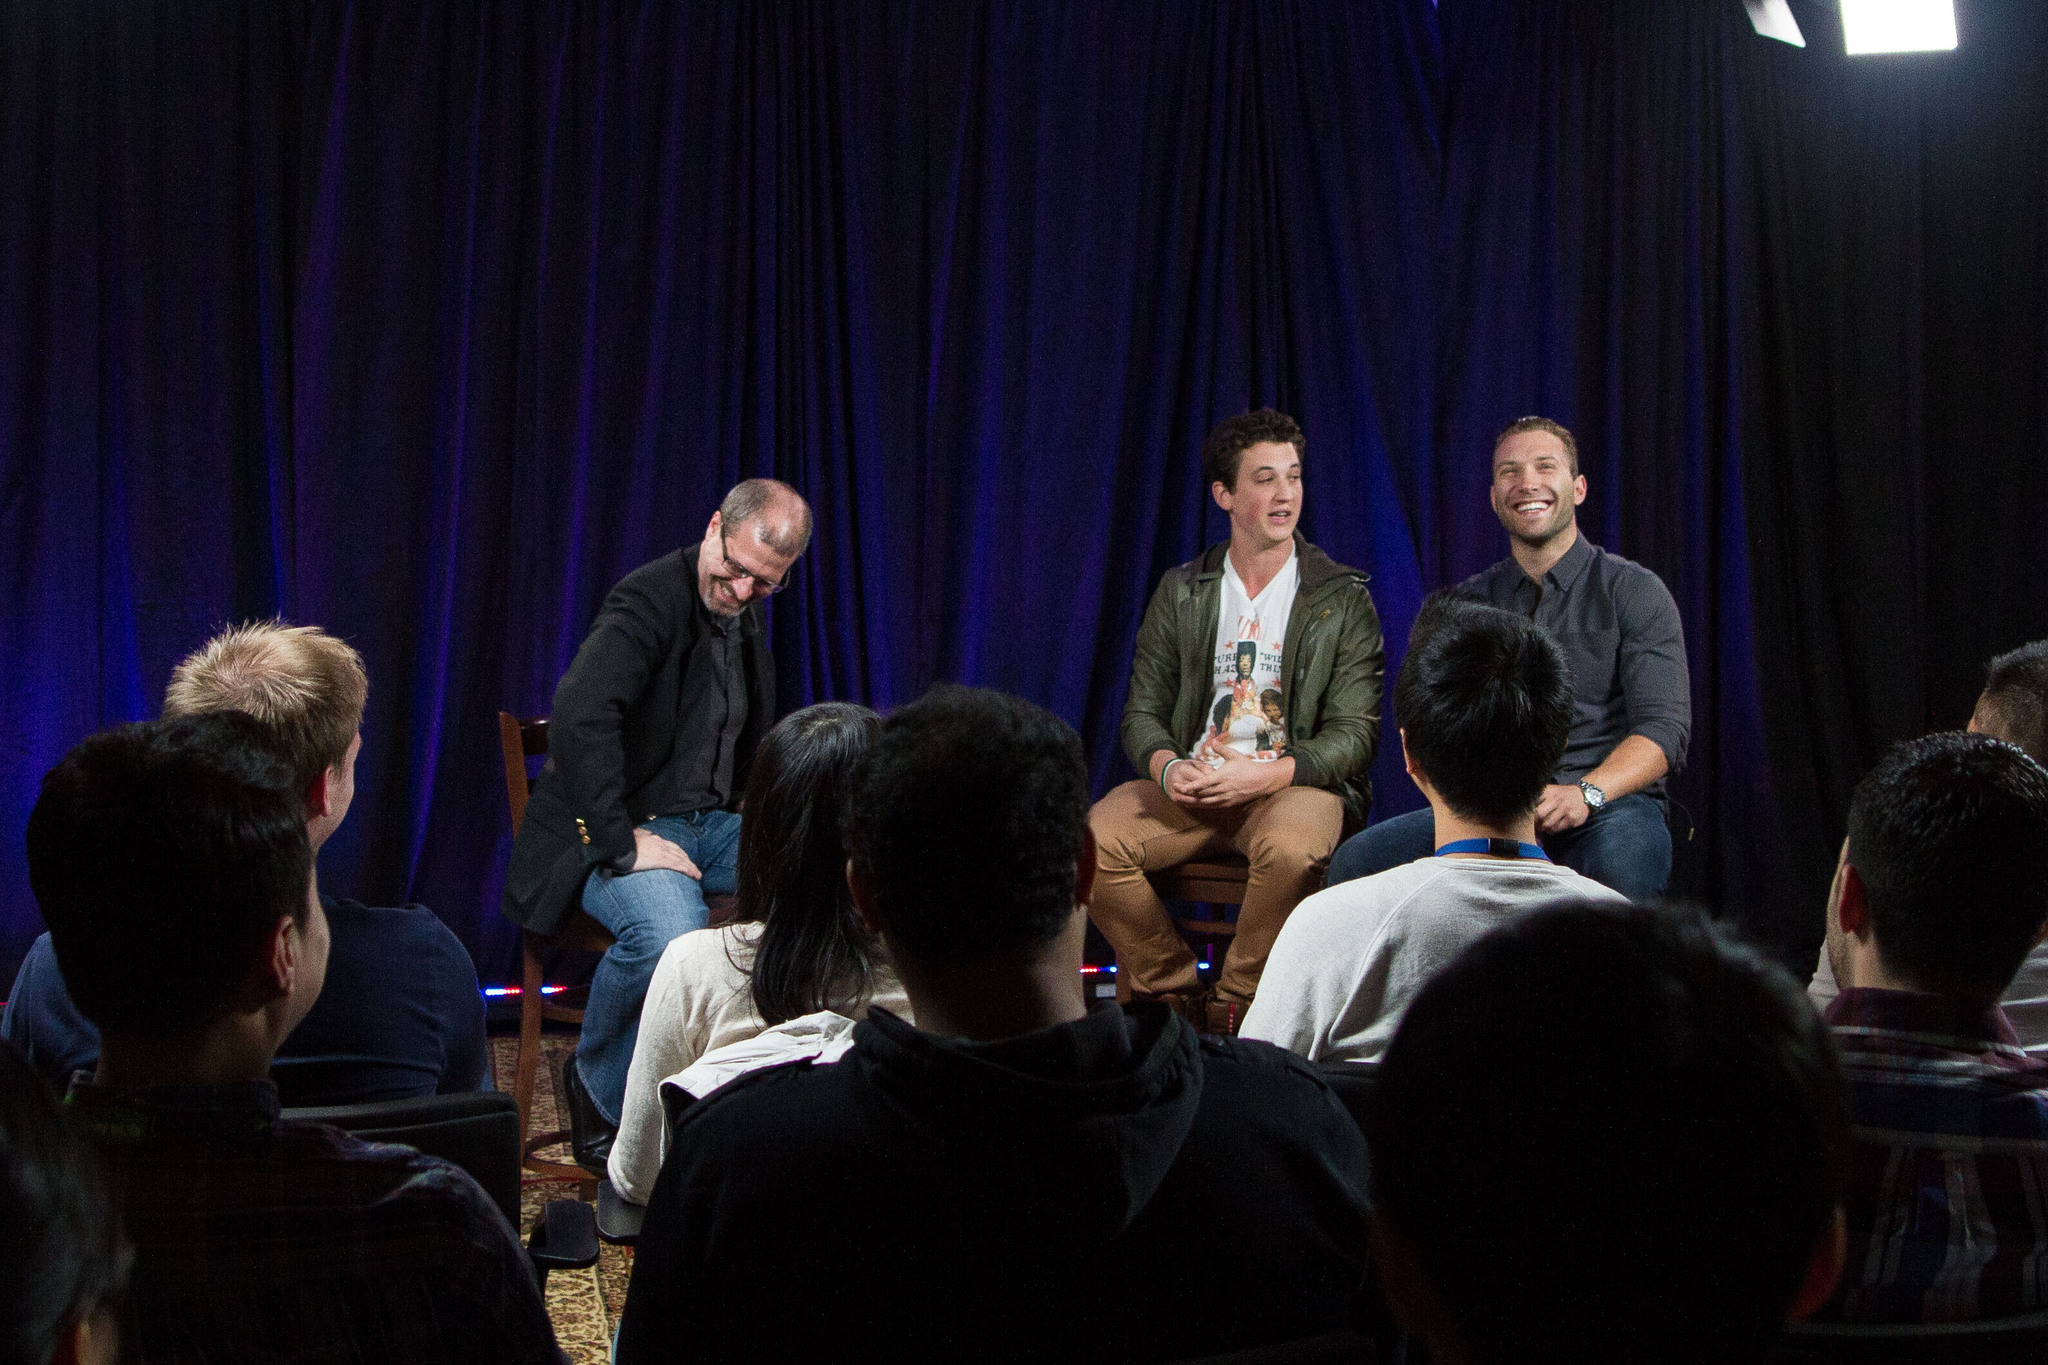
[
  {"x1": 1840, "y1": 0, "x2": 1956, "y2": 54},
  {"x1": 1744, "y1": 0, "x2": 1807, "y2": 47}
]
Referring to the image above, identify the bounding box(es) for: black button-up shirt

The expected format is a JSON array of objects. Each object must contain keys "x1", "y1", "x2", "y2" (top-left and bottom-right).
[
  {"x1": 663, "y1": 600, "x2": 749, "y2": 816},
  {"x1": 1460, "y1": 533, "x2": 1691, "y2": 799}
]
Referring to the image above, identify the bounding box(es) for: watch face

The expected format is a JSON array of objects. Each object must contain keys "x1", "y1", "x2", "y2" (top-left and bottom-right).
[{"x1": 1581, "y1": 782, "x2": 1605, "y2": 808}]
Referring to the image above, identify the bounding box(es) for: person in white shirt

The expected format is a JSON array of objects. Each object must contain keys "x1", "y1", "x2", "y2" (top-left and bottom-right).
[
  {"x1": 1243, "y1": 593, "x2": 1628, "y2": 1063},
  {"x1": 1806, "y1": 638, "x2": 2048, "y2": 1052},
  {"x1": 1089, "y1": 409, "x2": 1385, "y2": 1036},
  {"x1": 609, "y1": 703, "x2": 910, "y2": 1203}
]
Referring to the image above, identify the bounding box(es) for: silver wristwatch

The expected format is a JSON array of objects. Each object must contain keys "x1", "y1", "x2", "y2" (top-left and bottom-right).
[{"x1": 1578, "y1": 779, "x2": 1607, "y2": 810}]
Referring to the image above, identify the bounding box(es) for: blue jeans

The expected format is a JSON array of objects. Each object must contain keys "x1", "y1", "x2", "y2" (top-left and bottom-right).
[
  {"x1": 575, "y1": 810, "x2": 742, "y2": 1125},
  {"x1": 1326, "y1": 794, "x2": 1672, "y2": 905}
]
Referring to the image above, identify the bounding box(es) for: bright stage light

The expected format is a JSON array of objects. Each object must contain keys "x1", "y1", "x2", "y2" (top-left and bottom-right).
[
  {"x1": 1744, "y1": 0, "x2": 1807, "y2": 47},
  {"x1": 1840, "y1": 0, "x2": 1957, "y2": 54}
]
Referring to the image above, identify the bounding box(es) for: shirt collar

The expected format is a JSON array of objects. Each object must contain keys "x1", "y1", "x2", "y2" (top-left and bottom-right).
[
  {"x1": 1221, "y1": 542, "x2": 1298, "y2": 597},
  {"x1": 65, "y1": 1076, "x2": 283, "y2": 1145},
  {"x1": 1825, "y1": 986, "x2": 2020, "y2": 1048},
  {"x1": 1544, "y1": 531, "x2": 1597, "y2": 593}
]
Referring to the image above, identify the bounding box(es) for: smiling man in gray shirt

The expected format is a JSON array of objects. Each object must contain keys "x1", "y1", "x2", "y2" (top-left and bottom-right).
[{"x1": 1327, "y1": 417, "x2": 1690, "y2": 904}]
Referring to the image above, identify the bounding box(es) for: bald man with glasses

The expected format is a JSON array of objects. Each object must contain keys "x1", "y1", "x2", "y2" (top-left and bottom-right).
[{"x1": 505, "y1": 478, "x2": 812, "y2": 1168}]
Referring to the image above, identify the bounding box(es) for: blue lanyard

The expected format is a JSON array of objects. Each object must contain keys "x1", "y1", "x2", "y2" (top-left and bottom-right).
[{"x1": 1434, "y1": 838, "x2": 1549, "y2": 861}]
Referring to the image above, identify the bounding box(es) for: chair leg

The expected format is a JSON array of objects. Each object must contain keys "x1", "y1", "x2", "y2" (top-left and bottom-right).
[
  {"x1": 515, "y1": 932, "x2": 544, "y2": 1154},
  {"x1": 515, "y1": 931, "x2": 601, "y2": 1198}
]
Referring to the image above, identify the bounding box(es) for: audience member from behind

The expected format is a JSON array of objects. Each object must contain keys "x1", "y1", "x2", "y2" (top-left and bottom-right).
[
  {"x1": 1, "y1": 1041, "x2": 129, "y2": 1365},
  {"x1": 28, "y1": 714, "x2": 562, "y2": 1365},
  {"x1": 1243, "y1": 594, "x2": 1628, "y2": 1063},
  {"x1": 1372, "y1": 903, "x2": 1849, "y2": 1365},
  {"x1": 608, "y1": 702, "x2": 912, "y2": 1203},
  {"x1": 1975, "y1": 641, "x2": 2048, "y2": 1051},
  {"x1": 616, "y1": 687, "x2": 1371, "y2": 1364},
  {"x1": 2, "y1": 621, "x2": 489, "y2": 1103},
  {"x1": 1817, "y1": 732, "x2": 2048, "y2": 1323},
  {"x1": 1806, "y1": 641, "x2": 2048, "y2": 1049}
]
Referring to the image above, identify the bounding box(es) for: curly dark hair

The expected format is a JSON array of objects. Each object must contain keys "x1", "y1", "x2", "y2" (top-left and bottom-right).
[
  {"x1": 1847, "y1": 731, "x2": 2048, "y2": 1004},
  {"x1": 1201, "y1": 408, "x2": 1305, "y2": 492},
  {"x1": 842, "y1": 686, "x2": 1088, "y2": 961}
]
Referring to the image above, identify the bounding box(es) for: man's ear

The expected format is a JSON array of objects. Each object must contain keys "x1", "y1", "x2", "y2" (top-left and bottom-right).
[
  {"x1": 1787, "y1": 1206, "x2": 1847, "y2": 1324},
  {"x1": 1074, "y1": 826, "x2": 1098, "y2": 909},
  {"x1": 1398, "y1": 728, "x2": 1421, "y2": 783},
  {"x1": 1211, "y1": 480, "x2": 1232, "y2": 513},
  {"x1": 1835, "y1": 858, "x2": 1870, "y2": 939},
  {"x1": 1398, "y1": 729, "x2": 1440, "y2": 804},
  {"x1": 846, "y1": 858, "x2": 884, "y2": 936},
  {"x1": 304, "y1": 766, "x2": 334, "y2": 821},
  {"x1": 261, "y1": 913, "x2": 300, "y2": 1003}
]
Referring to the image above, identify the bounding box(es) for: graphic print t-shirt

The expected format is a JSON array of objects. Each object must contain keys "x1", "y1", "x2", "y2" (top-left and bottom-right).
[{"x1": 1206, "y1": 550, "x2": 1298, "y2": 761}]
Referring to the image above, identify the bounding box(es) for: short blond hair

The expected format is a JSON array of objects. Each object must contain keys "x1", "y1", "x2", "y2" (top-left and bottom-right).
[{"x1": 164, "y1": 621, "x2": 368, "y2": 798}]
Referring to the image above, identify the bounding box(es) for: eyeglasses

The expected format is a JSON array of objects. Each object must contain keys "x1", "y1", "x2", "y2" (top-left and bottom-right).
[{"x1": 718, "y1": 526, "x2": 790, "y2": 595}]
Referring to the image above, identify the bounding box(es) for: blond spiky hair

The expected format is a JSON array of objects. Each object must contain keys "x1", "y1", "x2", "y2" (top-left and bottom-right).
[{"x1": 163, "y1": 620, "x2": 368, "y2": 797}]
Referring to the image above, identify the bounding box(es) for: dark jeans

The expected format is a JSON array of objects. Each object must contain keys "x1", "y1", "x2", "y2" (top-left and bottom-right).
[
  {"x1": 577, "y1": 810, "x2": 743, "y2": 1125},
  {"x1": 1326, "y1": 794, "x2": 1672, "y2": 905}
]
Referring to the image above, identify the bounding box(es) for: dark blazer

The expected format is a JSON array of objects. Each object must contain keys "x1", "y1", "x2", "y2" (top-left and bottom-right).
[{"x1": 503, "y1": 545, "x2": 777, "y2": 935}]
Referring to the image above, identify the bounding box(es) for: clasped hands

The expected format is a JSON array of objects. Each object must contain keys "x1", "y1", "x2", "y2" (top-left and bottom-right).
[{"x1": 1161, "y1": 741, "x2": 1293, "y2": 810}]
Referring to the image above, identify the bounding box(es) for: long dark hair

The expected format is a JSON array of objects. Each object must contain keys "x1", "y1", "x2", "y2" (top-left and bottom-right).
[{"x1": 740, "y1": 702, "x2": 883, "y2": 1026}]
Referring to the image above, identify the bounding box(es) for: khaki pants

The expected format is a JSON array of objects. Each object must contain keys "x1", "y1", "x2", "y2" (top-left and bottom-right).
[{"x1": 1088, "y1": 779, "x2": 1342, "y2": 1004}]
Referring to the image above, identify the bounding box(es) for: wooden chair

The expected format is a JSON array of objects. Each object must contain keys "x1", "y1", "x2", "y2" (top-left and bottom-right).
[
  {"x1": 498, "y1": 712, "x2": 741, "y2": 1192},
  {"x1": 1146, "y1": 852, "x2": 1251, "y2": 971},
  {"x1": 498, "y1": 712, "x2": 614, "y2": 1195}
]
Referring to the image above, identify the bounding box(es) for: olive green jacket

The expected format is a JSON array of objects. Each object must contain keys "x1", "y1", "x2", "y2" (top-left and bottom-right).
[{"x1": 1119, "y1": 535, "x2": 1385, "y2": 832}]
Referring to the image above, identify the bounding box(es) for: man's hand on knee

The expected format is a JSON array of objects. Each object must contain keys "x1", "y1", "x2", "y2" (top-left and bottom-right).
[
  {"x1": 631, "y1": 827, "x2": 702, "y2": 879},
  {"x1": 1534, "y1": 783, "x2": 1590, "y2": 836}
]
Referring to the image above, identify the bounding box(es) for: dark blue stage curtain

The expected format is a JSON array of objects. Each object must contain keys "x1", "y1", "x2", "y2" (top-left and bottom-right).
[{"x1": 3, "y1": 0, "x2": 2041, "y2": 989}]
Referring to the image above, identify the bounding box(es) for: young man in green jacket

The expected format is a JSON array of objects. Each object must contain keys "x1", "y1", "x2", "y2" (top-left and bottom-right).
[{"x1": 1090, "y1": 409, "x2": 1385, "y2": 1034}]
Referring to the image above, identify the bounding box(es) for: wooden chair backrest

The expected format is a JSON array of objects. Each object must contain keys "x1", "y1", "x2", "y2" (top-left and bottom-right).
[{"x1": 497, "y1": 713, "x2": 550, "y2": 837}]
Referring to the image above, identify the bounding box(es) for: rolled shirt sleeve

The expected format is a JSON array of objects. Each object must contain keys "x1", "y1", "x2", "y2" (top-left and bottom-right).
[{"x1": 1614, "y1": 569, "x2": 1691, "y2": 774}]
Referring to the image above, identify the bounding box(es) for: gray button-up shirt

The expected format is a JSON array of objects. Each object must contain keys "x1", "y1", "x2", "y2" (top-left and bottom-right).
[{"x1": 1460, "y1": 534, "x2": 1690, "y2": 800}]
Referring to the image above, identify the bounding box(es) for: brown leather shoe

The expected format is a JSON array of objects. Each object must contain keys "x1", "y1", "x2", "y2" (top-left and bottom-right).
[{"x1": 1204, "y1": 995, "x2": 1251, "y2": 1037}]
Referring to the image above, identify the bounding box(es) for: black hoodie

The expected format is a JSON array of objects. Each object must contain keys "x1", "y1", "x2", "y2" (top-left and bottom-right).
[{"x1": 616, "y1": 1002, "x2": 1371, "y2": 1364}]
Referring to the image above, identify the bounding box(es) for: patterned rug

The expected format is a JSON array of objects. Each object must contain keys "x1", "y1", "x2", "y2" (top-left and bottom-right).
[{"x1": 489, "y1": 1032, "x2": 633, "y2": 1363}]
